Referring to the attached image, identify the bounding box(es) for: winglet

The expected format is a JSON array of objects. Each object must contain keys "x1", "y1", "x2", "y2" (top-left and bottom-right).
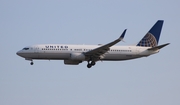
[{"x1": 119, "y1": 29, "x2": 127, "y2": 40}]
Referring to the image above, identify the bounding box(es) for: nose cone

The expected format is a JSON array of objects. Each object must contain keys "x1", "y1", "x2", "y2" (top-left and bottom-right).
[{"x1": 16, "y1": 50, "x2": 23, "y2": 57}]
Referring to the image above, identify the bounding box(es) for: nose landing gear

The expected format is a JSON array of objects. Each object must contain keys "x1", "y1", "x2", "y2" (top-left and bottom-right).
[
  {"x1": 25, "y1": 58, "x2": 34, "y2": 65},
  {"x1": 30, "y1": 61, "x2": 34, "y2": 65}
]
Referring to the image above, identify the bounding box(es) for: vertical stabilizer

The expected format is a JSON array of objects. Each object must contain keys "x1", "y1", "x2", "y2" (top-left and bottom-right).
[{"x1": 137, "y1": 20, "x2": 164, "y2": 47}]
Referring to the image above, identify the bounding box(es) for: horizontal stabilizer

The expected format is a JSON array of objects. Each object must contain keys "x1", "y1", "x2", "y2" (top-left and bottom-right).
[{"x1": 148, "y1": 43, "x2": 170, "y2": 51}]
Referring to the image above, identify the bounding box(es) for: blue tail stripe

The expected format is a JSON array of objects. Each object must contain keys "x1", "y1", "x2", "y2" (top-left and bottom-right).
[
  {"x1": 137, "y1": 20, "x2": 164, "y2": 47},
  {"x1": 149, "y1": 20, "x2": 164, "y2": 44}
]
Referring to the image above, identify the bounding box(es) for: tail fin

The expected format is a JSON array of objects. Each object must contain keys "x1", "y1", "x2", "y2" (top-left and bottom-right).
[{"x1": 137, "y1": 20, "x2": 164, "y2": 47}]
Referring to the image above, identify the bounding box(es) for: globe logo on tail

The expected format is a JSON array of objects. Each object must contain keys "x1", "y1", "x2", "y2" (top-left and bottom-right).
[{"x1": 137, "y1": 33, "x2": 157, "y2": 47}]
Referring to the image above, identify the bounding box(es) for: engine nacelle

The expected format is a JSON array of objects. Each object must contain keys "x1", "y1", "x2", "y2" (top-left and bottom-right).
[{"x1": 70, "y1": 53, "x2": 85, "y2": 61}]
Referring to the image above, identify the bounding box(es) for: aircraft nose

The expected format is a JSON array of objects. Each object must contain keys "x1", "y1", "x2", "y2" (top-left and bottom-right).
[{"x1": 16, "y1": 50, "x2": 22, "y2": 56}]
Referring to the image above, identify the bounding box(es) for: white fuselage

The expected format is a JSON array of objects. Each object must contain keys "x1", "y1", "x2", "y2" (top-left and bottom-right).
[
  {"x1": 17, "y1": 44, "x2": 159, "y2": 61},
  {"x1": 16, "y1": 20, "x2": 168, "y2": 68}
]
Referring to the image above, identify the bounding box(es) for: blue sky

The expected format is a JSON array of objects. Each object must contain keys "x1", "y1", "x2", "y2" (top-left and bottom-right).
[{"x1": 0, "y1": 0, "x2": 180, "y2": 105}]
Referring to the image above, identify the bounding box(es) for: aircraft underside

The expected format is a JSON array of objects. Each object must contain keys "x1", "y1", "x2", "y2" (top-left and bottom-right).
[{"x1": 24, "y1": 52, "x2": 144, "y2": 68}]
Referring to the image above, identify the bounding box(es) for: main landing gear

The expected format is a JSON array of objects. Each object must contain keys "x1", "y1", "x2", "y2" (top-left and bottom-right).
[{"x1": 87, "y1": 61, "x2": 96, "y2": 68}]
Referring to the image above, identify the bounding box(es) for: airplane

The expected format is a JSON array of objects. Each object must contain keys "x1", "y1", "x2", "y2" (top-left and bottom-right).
[{"x1": 16, "y1": 20, "x2": 169, "y2": 68}]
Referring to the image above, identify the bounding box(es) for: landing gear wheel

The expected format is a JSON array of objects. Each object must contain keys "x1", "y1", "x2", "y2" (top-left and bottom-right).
[
  {"x1": 87, "y1": 64, "x2": 92, "y2": 68},
  {"x1": 87, "y1": 60, "x2": 96, "y2": 68},
  {"x1": 91, "y1": 61, "x2": 96, "y2": 66},
  {"x1": 30, "y1": 62, "x2": 34, "y2": 65}
]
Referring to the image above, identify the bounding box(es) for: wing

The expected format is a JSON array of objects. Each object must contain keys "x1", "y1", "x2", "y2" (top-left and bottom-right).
[{"x1": 84, "y1": 29, "x2": 127, "y2": 60}]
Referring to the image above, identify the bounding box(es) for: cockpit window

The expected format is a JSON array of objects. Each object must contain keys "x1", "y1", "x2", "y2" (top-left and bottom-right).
[{"x1": 23, "y1": 48, "x2": 29, "y2": 50}]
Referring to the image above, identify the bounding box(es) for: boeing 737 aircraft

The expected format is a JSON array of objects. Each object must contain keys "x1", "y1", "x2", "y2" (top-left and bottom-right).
[{"x1": 17, "y1": 20, "x2": 169, "y2": 68}]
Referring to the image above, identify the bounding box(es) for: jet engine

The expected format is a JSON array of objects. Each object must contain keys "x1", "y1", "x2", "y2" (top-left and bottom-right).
[{"x1": 70, "y1": 53, "x2": 85, "y2": 61}]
